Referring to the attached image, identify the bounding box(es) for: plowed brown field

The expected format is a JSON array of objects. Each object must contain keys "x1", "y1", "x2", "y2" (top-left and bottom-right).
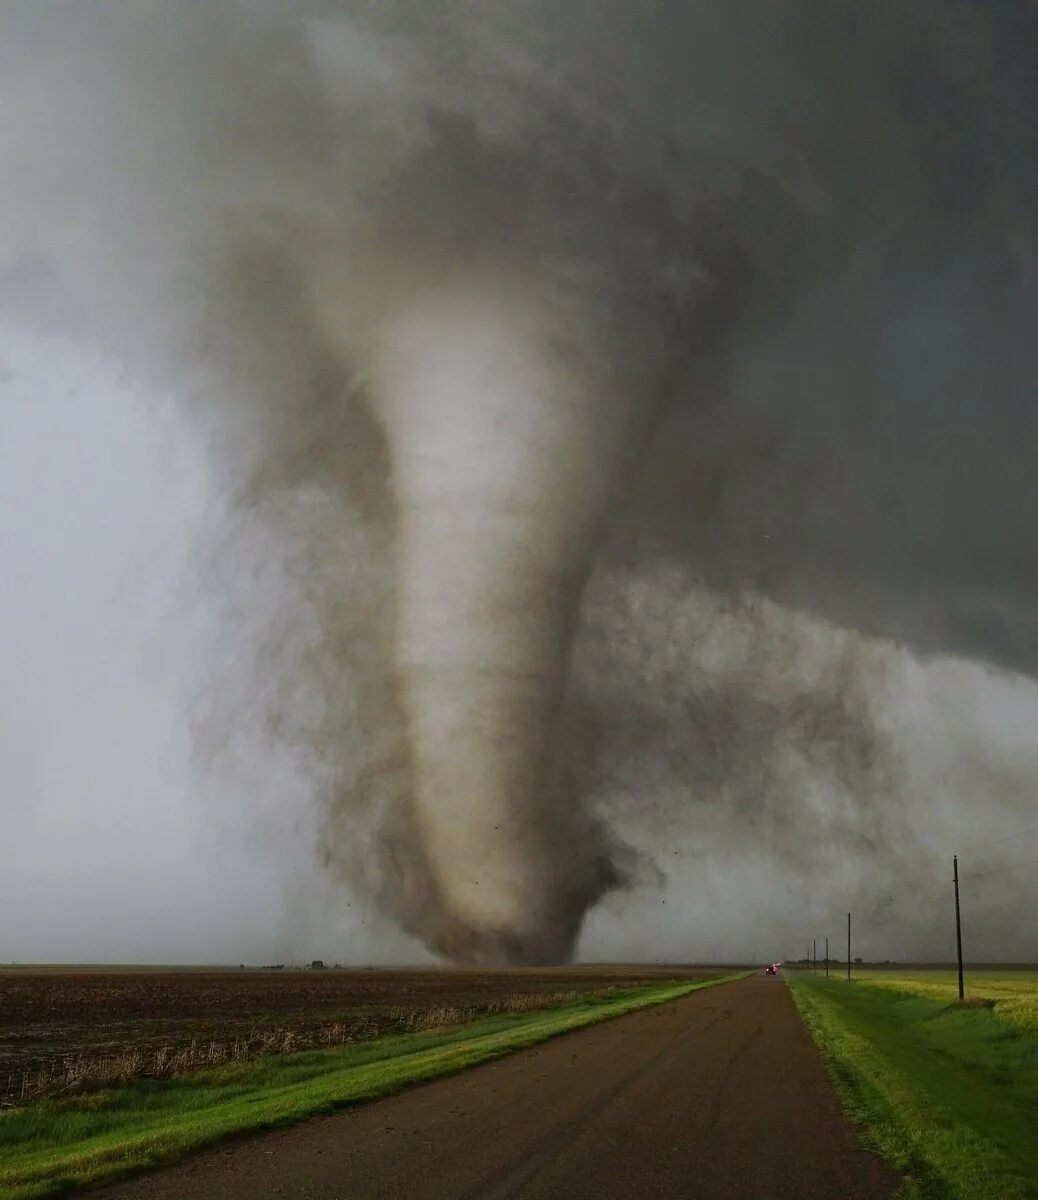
[{"x1": 0, "y1": 965, "x2": 723, "y2": 1103}]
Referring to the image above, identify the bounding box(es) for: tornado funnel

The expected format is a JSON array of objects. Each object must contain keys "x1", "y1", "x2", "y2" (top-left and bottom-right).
[{"x1": 363, "y1": 289, "x2": 650, "y2": 963}]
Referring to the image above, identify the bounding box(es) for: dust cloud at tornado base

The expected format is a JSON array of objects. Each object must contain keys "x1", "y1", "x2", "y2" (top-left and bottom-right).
[
  {"x1": 211, "y1": 515, "x2": 1038, "y2": 964},
  {"x1": 1, "y1": 1, "x2": 1035, "y2": 963}
]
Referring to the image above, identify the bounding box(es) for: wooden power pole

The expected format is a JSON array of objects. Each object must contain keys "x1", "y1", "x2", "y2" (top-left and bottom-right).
[{"x1": 954, "y1": 855, "x2": 965, "y2": 1001}]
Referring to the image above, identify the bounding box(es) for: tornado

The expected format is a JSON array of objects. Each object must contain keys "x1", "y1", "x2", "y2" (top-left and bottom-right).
[
  {"x1": 354, "y1": 285, "x2": 664, "y2": 963},
  {"x1": 3, "y1": 0, "x2": 1035, "y2": 966}
]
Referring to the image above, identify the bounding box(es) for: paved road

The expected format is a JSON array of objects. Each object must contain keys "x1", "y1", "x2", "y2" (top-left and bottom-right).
[{"x1": 91, "y1": 976, "x2": 898, "y2": 1200}]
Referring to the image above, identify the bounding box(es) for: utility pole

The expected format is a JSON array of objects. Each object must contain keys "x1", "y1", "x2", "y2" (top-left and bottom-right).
[
  {"x1": 825, "y1": 937, "x2": 829, "y2": 977},
  {"x1": 954, "y1": 855, "x2": 965, "y2": 1001},
  {"x1": 847, "y1": 913, "x2": 851, "y2": 981},
  {"x1": 813, "y1": 938, "x2": 816, "y2": 974}
]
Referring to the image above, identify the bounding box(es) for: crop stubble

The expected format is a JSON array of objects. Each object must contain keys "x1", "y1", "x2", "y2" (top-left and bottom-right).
[{"x1": 0, "y1": 965, "x2": 720, "y2": 1104}]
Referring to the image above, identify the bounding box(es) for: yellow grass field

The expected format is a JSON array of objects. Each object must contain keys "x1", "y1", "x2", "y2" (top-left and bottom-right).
[{"x1": 853, "y1": 969, "x2": 1038, "y2": 1033}]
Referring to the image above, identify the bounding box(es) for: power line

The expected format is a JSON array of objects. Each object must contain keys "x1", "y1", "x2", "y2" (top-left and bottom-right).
[
  {"x1": 960, "y1": 856, "x2": 1038, "y2": 882},
  {"x1": 958, "y1": 822, "x2": 1038, "y2": 852},
  {"x1": 804, "y1": 849, "x2": 1032, "y2": 995}
]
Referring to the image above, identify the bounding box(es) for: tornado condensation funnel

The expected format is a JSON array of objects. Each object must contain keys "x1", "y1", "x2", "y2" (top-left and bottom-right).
[{"x1": 366, "y1": 291, "x2": 642, "y2": 963}]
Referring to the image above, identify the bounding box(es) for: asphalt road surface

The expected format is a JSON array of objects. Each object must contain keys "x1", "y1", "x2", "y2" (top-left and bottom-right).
[{"x1": 90, "y1": 976, "x2": 899, "y2": 1200}]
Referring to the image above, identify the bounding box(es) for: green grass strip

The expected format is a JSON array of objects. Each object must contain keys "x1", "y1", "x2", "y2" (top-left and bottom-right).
[
  {"x1": 787, "y1": 972, "x2": 1038, "y2": 1200},
  {"x1": 0, "y1": 973, "x2": 749, "y2": 1199},
  {"x1": 850, "y1": 971, "x2": 1038, "y2": 1036}
]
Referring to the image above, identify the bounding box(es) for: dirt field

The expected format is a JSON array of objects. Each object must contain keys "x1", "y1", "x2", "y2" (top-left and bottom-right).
[{"x1": 0, "y1": 964, "x2": 724, "y2": 1103}]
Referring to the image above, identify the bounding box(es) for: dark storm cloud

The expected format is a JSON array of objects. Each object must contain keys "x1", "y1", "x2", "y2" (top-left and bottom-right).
[{"x1": 1, "y1": 0, "x2": 1034, "y2": 963}]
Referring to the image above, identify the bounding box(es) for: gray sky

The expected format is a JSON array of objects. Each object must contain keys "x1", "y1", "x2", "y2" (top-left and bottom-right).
[{"x1": 0, "y1": 325, "x2": 422, "y2": 965}]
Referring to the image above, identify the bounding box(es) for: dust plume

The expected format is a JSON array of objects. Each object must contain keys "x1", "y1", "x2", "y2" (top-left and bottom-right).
[{"x1": 1, "y1": 1, "x2": 1035, "y2": 964}]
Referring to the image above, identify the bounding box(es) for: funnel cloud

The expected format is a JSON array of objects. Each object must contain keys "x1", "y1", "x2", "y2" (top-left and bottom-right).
[{"x1": 1, "y1": 1, "x2": 1035, "y2": 964}]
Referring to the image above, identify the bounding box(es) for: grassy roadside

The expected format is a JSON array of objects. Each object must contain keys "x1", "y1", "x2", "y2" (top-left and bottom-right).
[
  {"x1": 787, "y1": 972, "x2": 1038, "y2": 1200},
  {"x1": 0, "y1": 972, "x2": 748, "y2": 1200}
]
